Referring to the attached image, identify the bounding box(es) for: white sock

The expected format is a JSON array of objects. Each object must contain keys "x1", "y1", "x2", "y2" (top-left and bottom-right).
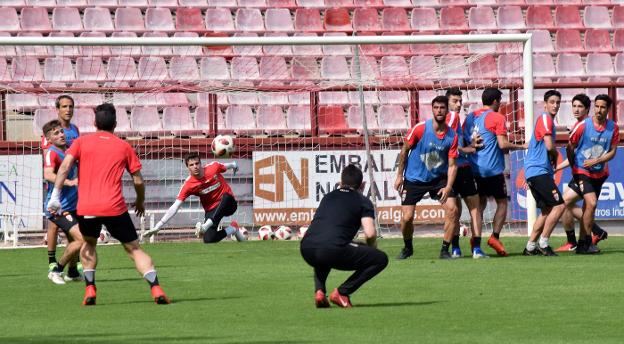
[
  {"x1": 224, "y1": 225, "x2": 237, "y2": 236},
  {"x1": 526, "y1": 241, "x2": 536, "y2": 251},
  {"x1": 539, "y1": 237, "x2": 549, "y2": 249}
]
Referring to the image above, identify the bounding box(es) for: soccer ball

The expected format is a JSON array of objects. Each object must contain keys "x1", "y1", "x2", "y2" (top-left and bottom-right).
[
  {"x1": 297, "y1": 226, "x2": 308, "y2": 239},
  {"x1": 237, "y1": 226, "x2": 249, "y2": 240},
  {"x1": 211, "y1": 135, "x2": 235, "y2": 158},
  {"x1": 98, "y1": 229, "x2": 111, "y2": 244},
  {"x1": 460, "y1": 223, "x2": 469, "y2": 237},
  {"x1": 257, "y1": 225, "x2": 274, "y2": 240},
  {"x1": 274, "y1": 226, "x2": 293, "y2": 240}
]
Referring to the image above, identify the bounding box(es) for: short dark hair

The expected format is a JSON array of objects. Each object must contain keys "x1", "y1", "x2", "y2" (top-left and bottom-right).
[
  {"x1": 594, "y1": 94, "x2": 613, "y2": 108},
  {"x1": 42, "y1": 119, "x2": 62, "y2": 138},
  {"x1": 571, "y1": 94, "x2": 591, "y2": 109},
  {"x1": 184, "y1": 153, "x2": 201, "y2": 166},
  {"x1": 341, "y1": 164, "x2": 363, "y2": 190},
  {"x1": 445, "y1": 88, "x2": 462, "y2": 98},
  {"x1": 94, "y1": 103, "x2": 116, "y2": 131},
  {"x1": 55, "y1": 95, "x2": 74, "y2": 109},
  {"x1": 481, "y1": 88, "x2": 502, "y2": 106},
  {"x1": 543, "y1": 90, "x2": 561, "y2": 102},
  {"x1": 431, "y1": 95, "x2": 449, "y2": 108}
]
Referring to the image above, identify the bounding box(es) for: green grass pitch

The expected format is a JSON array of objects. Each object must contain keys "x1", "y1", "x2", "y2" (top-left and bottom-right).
[{"x1": 1, "y1": 237, "x2": 623, "y2": 344}]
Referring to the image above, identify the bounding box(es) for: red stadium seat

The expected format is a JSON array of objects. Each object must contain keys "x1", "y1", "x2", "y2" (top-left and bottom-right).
[
  {"x1": 533, "y1": 54, "x2": 556, "y2": 79},
  {"x1": 113, "y1": 107, "x2": 133, "y2": 137},
  {"x1": 259, "y1": 56, "x2": 290, "y2": 81},
  {"x1": 269, "y1": 0, "x2": 295, "y2": 5},
  {"x1": 378, "y1": 105, "x2": 408, "y2": 134},
  {"x1": 83, "y1": 8, "x2": 114, "y2": 32},
  {"x1": 318, "y1": 106, "x2": 354, "y2": 135},
  {"x1": 204, "y1": 9, "x2": 235, "y2": 32},
  {"x1": 348, "y1": 91, "x2": 379, "y2": 104},
  {"x1": 88, "y1": 0, "x2": 118, "y2": 5},
  {"x1": 145, "y1": 8, "x2": 175, "y2": 31},
  {"x1": 142, "y1": 32, "x2": 173, "y2": 56},
  {"x1": 346, "y1": 105, "x2": 378, "y2": 134},
  {"x1": 73, "y1": 93, "x2": 105, "y2": 108},
  {"x1": 382, "y1": 8, "x2": 410, "y2": 31},
  {"x1": 52, "y1": 7, "x2": 83, "y2": 32},
  {"x1": 49, "y1": 32, "x2": 79, "y2": 57},
  {"x1": 21, "y1": 7, "x2": 51, "y2": 32},
  {"x1": 194, "y1": 106, "x2": 217, "y2": 136},
  {"x1": 112, "y1": 93, "x2": 135, "y2": 108},
  {"x1": 529, "y1": 29, "x2": 554, "y2": 52},
  {"x1": 230, "y1": 57, "x2": 260, "y2": 81},
  {"x1": 439, "y1": 55, "x2": 468, "y2": 79},
  {"x1": 34, "y1": 109, "x2": 58, "y2": 134},
  {"x1": 440, "y1": 0, "x2": 467, "y2": 4},
  {"x1": 80, "y1": 32, "x2": 111, "y2": 58},
  {"x1": 469, "y1": 6, "x2": 496, "y2": 30},
  {"x1": 384, "y1": 0, "x2": 411, "y2": 5},
  {"x1": 224, "y1": 105, "x2": 262, "y2": 136},
  {"x1": 586, "y1": 53, "x2": 614, "y2": 77},
  {"x1": 73, "y1": 108, "x2": 97, "y2": 134},
  {"x1": 235, "y1": 9, "x2": 264, "y2": 32},
  {"x1": 440, "y1": 7, "x2": 468, "y2": 30},
  {"x1": 7, "y1": 91, "x2": 39, "y2": 111},
  {"x1": 380, "y1": 56, "x2": 409, "y2": 79},
  {"x1": 12, "y1": 57, "x2": 43, "y2": 82},
  {"x1": 135, "y1": 93, "x2": 167, "y2": 107},
  {"x1": 468, "y1": 30, "x2": 496, "y2": 54},
  {"x1": 411, "y1": 8, "x2": 439, "y2": 31},
  {"x1": 556, "y1": 53, "x2": 585, "y2": 78},
  {"x1": 200, "y1": 57, "x2": 230, "y2": 81},
  {"x1": 232, "y1": 32, "x2": 262, "y2": 56},
  {"x1": 177, "y1": 8, "x2": 205, "y2": 31},
  {"x1": 323, "y1": 32, "x2": 352, "y2": 56},
  {"x1": 291, "y1": 57, "x2": 320, "y2": 80},
  {"x1": 554, "y1": 6, "x2": 583, "y2": 29},
  {"x1": 43, "y1": 57, "x2": 75, "y2": 82},
  {"x1": 0, "y1": 58, "x2": 11, "y2": 83},
  {"x1": 409, "y1": 55, "x2": 437, "y2": 81},
  {"x1": 114, "y1": 8, "x2": 144, "y2": 31},
  {"x1": 354, "y1": 0, "x2": 382, "y2": 6},
  {"x1": 356, "y1": 32, "x2": 382, "y2": 55},
  {"x1": 350, "y1": 55, "x2": 379, "y2": 81},
  {"x1": 179, "y1": 0, "x2": 208, "y2": 5},
  {"x1": 0, "y1": 8, "x2": 19, "y2": 33},
  {"x1": 265, "y1": 9, "x2": 294, "y2": 32},
  {"x1": 294, "y1": 9, "x2": 323, "y2": 32},
  {"x1": 616, "y1": 30, "x2": 624, "y2": 52},
  {"x1": 16, "y1": 32, "x2": 49, "y2": 57},
  {"x1": 497, "y1": 6, "x2": 525, "y2": 30},
  {"x1": 292, "y1": 33, "x2": 322, "y2": 56},
  {"x1": 353, "y1": 8, "x2": 381, "y2": 32},
  {"x1": 497, "y1": 54, "x2": 523, "y2": 79},
  {"x1": 321, "y1": 56, "x2": 350, "y2": 80},
  {"x1": 119, "y1": 0, "x2": 148, "y2": 5},
  {"x1": 584, "y1": 6, "x2": 612, "y2": 29},
  {"x1": 286, "y1": 105, "x2": 311, "y2": 135},
  {"x1": 409, "y1": 32, "x2": 441, "y2": 55},
  {"x1": 319, "y1": 91, "x2": 349, "y2": 105},
  {"x1": 107, "y1": 56, "x2": 138, "y2": 81},
  {"x1": 174, "y1": 32, "x2": 204, "y2": 56},
  {"x1": 381, "y1": 32, "x2": 410, "y2": 55},
  {"x1": 263, "y1": 33, "x2": 293, "y2": 56},
  {"x1": 325, "y1": 8, "x2": 352, "y2": 31},
  {"x1": 163, "y1": 107, "x2": 198, "y2": 136},
  {"x1": 469, "y1": 55, "x2": 498, "y2": 80},
  {"x1": 526, "y1": 6, "x2": 554, "y2": 29},
  {"x1": 297, "y1": 0, "x2": 324, "y2": 6},
  {"x1": 555, "y1": 29, "x2": 582, "y2": 52},
  {"x1": 585, "y1": 29, "x2": 612, "y2": 52},
  {"x1": 208, "y1": 0, "x2": 237, "y2": 5},
  {"x1": 76, "y1": 57, "x2": 107, "y2": 82},
  {"x1": 256, "y1": 105, "x2": 288, "y2": 135},
  {"x1": 111, "y1": 32, "x2": 141, "y2": 57},
  {"x1": 131, "y1": 107, "x2": 163, "y2": 137},
  {"x1": 137, "y1": 57, "x2": 168, "y2": 83},
  {"x1": 379, "y1": 91, "x2": 409, "y2": 105},
  {"x1": 613, "y1": 6, "x2": 624, "y2": 29},
  {"x1": 170, "y1": 56, "x2": 199, "y2": 82},
  {"x1": 239, "y1": 0, "x2": 267, "y2": 6}
]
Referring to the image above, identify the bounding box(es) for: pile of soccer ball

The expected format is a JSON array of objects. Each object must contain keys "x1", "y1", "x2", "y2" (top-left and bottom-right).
[{"x1": 257, "y1": 225, "x2": 308, "y2": 240}]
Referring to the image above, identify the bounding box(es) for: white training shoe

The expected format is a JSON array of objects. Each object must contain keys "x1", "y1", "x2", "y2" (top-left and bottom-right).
[
  {"x1": 48, "y1": 271, "x2": 66, "y2": 285},
  {"x1": 230, "y1": 221, "x2": 246, "y2": 242},
  {"x1": 194, "y1": 222, "x2": 203, "y2": 238},
  {"x1": 63, "y1": 274, "x2": 84, "y2": 282}
]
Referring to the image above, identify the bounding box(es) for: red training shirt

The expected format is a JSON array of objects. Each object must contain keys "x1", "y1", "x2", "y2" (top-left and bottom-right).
[{"x1": 176, "y1": 162, "x2": 234, "y2": 212}]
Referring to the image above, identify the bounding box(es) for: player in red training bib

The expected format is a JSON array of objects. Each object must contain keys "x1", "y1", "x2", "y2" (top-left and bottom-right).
[{"x1": 142, "y1": 153, "x2": 245, "y2": 243}]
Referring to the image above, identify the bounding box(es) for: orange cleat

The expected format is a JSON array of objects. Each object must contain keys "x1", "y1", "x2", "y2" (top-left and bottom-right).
[
  {"x1": 592, "y1": 231, "x2": 608, "y2": 246},
  {"x1": 487, "y1": 235, "x2": 508, "y2": 257},
  {"x1": 151, "y1": 285, "x2": 171, "y2": 305},
  {"x1": 329, "y1": 289, "x2": 352, "y2": 308},
  {"x1": 82, "y1": 285, "x2": 97, "y2": 306},
  {"x1": 315, "y1": 290, "x2": 330, "y2": 308},
  {"x1": 554, "y1": 242, "x2": 577, "y2": 252}
]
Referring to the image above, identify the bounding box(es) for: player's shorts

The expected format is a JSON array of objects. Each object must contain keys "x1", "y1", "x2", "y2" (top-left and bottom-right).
[
  {"x1": 568, "y1": 174, "x2": 607, "y2": 197},
  {"x1": 401, "y1": 177, "x2": 455, "y2": 206},
  {"x1": 452, "y1": 165, "x2": 478, "y2": 198},
  {"x1": 475, "y1": 173, "x2": 507, "y2": 200},
  {"x1": 526, "y1": 174, "x2": 564, "y2": 210},
  {"x1": 48, "y1": 210, "x2": 78, "y2": 235},
  {"x1": 78, "y1": 212, "x2": 138, "y2": 244}
]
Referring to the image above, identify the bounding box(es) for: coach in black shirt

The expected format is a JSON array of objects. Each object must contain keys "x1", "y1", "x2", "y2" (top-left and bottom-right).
[{"x1": 300, "y1": 164, "x2": 388, "y2": 308}]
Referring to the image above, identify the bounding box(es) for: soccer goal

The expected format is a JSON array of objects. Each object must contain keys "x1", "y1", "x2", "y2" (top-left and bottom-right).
[{"x1": 0, "y1": 33, "x2": 535, "y2": 246}]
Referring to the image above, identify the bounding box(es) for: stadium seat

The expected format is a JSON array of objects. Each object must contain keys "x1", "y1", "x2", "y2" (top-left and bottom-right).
[
  {"x1": 131, "y1": 107, "x2": 163, "y2": 137},
  {"x1": 586, "y1": 53, "x2": 614, "y2": 77},
  {"x1": 614, "y1": 6, "x2": 624, "y2": 29},
  {"x1": 173, "y1": 32, "x2": 203, "y2": 56},
  {"x1": 239, "y1": 0, "x2": 266, "y2": 6},
  {"x1": 497, "y1": 54, "x2": 523, "y2": 79},
  {"x1": 138, "y1": 57, "x2": 168, "y2": 82},
  {"x1": 379, "y1": 91, "x2": 408, "y2": 105},
  {"x1": 291, "y1": 56, "x2": 320, "y2": 80},
  {"x1": 48, "y1": 32, "x2": 79, "y2": 57},
  {"x1": 323, "y1": 32, "x2": 352, "y2": 56},
  {"x1": 265, "y1": 8, "x2": 294, "y2": 32},
  {"x1": 384, "y1": 0, "x2": 411, "y2": 6},
  {"x1": 88, "y1": 0, "x2": 118, "y2": 5},
  {"x1": 326, "y1": 0, "x2": 353, "y2": 6},
  {"x1": 200, "y1": 57, "x2": 230, "y2": 81},
  {"x1": 115, "y1": 7, "x2": 144, "y2": 31},
  {"x1": 12, "y1": 57, "x2": 43, "y2": 82},
  {"x1": 113, "y1": 107, "x2": 133, "y2": 137},
  {"x1": 79, "y1": 32, "x2": 111, "y2": 57},
  {"x1": 230, "y1": 57, "x2": 260, "y2": 81},
  {"x1": 7, "y1": 92, "x2": 39, "y2": 111},
  {"x1": 179, "y1": 0, "x2": 208, "y2": 5},
  {"x1": 20, "y1": 7, "x2": 51, "y2": 32},
  {"x1": 440, "y1": 7, "x2": 468, "y2": 30},
  {"x1": 348, "y1": 91, "x2": 379, "y2": 105},
  {"x1": 555, "y1": 29, "x2": 582, "y2": 52},
  {"x1": 321, "y1": 56, "x2": 350, "y2": 80},
  {"x1": 297, "y1": 0, "x2": 323, "y2": 6},
  {"x1": 354, "y1": 0, "x2": 382, "y2": 6},
  {"x1": 286, "y1": 105, "x2": 311, "y2": 135},
  {"x1": 83, "y1": 8, "x2": 114, "y2": 32},
  {"x1": 294, "y1": 9, "x2": 323, "y2": 32},
  {"x1": 497, "y1": 6, "x2": 525, "y2": 30},
  {"x1": 585, "y1": 29, "x2": 612, "y2": 52},
  {"x1": 439, "y1": 55, "x2": 469, "y2": 79},
  {"x1": 318, "y1": 106, "x2": 354, "y2": 135},
  {"x1": 380, "y1": 56, "x2": 409, "y2": 80},
  {"x1": 236, "y1": 9, "x2": 264, "y2": 32},
  {"x1": 526, "y1": 6, "x2": 554, "y2": 29},
  {"x1": 409, "y1": 33, "x2": 441, "y2": 55},
  {"x1": 350, "y1": 55, "x2": 379, "y2": 81},
  {"x1": 169, "y1": 56, "x2": 199, "y2": 82},
  {"x1": 232, "y1": 32, "x2": 262, "y2": 56},
  {"x1": 163, "y1": 107, "x2": 198, "y2": 136},
  {"x1": 409, "y1": 55, "x2": 437, "y2": 81},
  {"x1": 52, "y1": 7, "x2": 83, "y2": 32},
  {"x1": 73, "y1": 93, "x2": 105, "y2": 108},
  {"x1": 205, "y1": 8, "x2": 235, "y2": 32},
  {"x1": 26, "y1": 0, "x2": 56, "y2": 5},
  {"x1": 319, "y1": 91, "x2": 349, "y2": 105},
  {"x1": 356, "y1": 32, "x2": 382, "y2": 56},
  {"x1": 529, "y1": 30, "x2": 555, "y2": 52},
  {"x1": 292, "y1": 33, "x2": 322, "y2": 56},
  {"x1": 469, "y1": 6, "x2": 496, "y2": 30},
  {"x1": 616, "y1": 30, "x2": 624, "y2": 51},
  {"x1": 257, "y1": 84, "x2": 288, "y2": 105},
  {"x1": 556, "y1": 53, "x2": 585, "y2": 78},
  {"x1": 325, "y1": 8, "x2": 352, "y2": 32},
  {"x1": 288, "y1": 91, "x2": 312, "y2": 106},
  {"x1": 353, "y1": 8, "x2": 381, "y2": 32},
  {"x1": 145, "y1": 8, "x2": 174, "y2": 31},
  {"x1": 256, "y1": 105, "x2": 288, "y2": 135},
  {"x1": 346, "y1": 105, "x2": 378, "y2": 134},
  {"x1": 468, "y1": 30, "x2": 496, "y2": 54},
  {"x1": 263, "y1": 33, "x2": 292, "y2": 56},
  {"x1": 469, "y1": 55, "x2": 498, "y2": 80},
  {"x1": 533, "y1": 54, "x2": 556, "y2": 79},
  {"x1": 208, "y1": 0, "x2": 237, "y2": 6},
  {"x1": 43, "y1": 57, "x2": 74, "y2": 82},
  {"x1": 378, "y1": 105, "x2": 408, "y2": 134},
  {"x1": 0, "y1": 58, "x2": 10, "y2": 83},
  {"x1": 0, "y1": 8, "x2": 20, "y2": 32},
  {"x1": 14, "y1": 33, "x2": 48, "y2": 57},
  {"x1": 616, "y1": 53, "x2": 624, "y2": 75},
  {"x1": 586, "y1": 77, "x2": 609, "y2": 99},
  {"x1": 33, "y1": 108, "x2": 57, "y2": 134},
  {"x1": 150, "y1": 0, "x2": 178, "y2": 5},
  {"x1": 107, "y1": 56, "x2": 138, "y2": 81},
  {"x1": 584, "y1": 6, "x2": 611, "y2": 29},
  {"x1": 554, "y1": 5, "x2": 583, "y2": 29},
  {"x1": 118, "y1": 0, "x2": 148, "y2": 5},
  {"x1": 135, "y1": 93, "x2": 167, "y2": 107},
  {"x1": 73, "y1": 108, "x2": 96, "y2": 134},
  {"x1": 411, "y1": 8, "x2": 439, "y2": 31},
  {"x1": 142, "y1": 32, "x2": 173, "y2": 56},
  {"x1": 177, "y1": 7, "x2": 205, "y2": 31},
  {"x1": 112, "y1": 93, "x2": 135, "y2": 107},
  {"x1": 111, "y1": 32, "x2": 142, "y2": 56},
  {"x1": 224, "y1": 105, "x2": 262, "y2": 136},
  {"x1": 259, "y1": 56, "x2": 290, "y2": 81},
  {"x1": 194, "y1": 106, "x2": 215, "y2": 136},
  {"x1": 382, "y1": 8, "x2": 410, "y2": 31}
]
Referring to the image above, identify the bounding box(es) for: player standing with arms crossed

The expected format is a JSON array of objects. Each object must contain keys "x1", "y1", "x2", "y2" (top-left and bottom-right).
[{"x1": 47, "y1": 104, "x2": 170, "y2": 305}]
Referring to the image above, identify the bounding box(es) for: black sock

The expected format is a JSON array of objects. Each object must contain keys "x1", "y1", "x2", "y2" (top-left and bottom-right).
[
  {"x1": 591, "y1": 223, "x2": 605, "y2": 236},
  {"x1": 451, "y1": 235, "x2": 460, "y2": 249},
  {"x1": 441, "y1": 241, "x2": 450, "y2": 252},
  {"x1": 55, "y1": 263, "x2": 65, "y2": 273},
  {"x1": 48, "y1": 251, "x2": 56, "y2": 264},
  {"x1": 67, "y1": 266, "x2": 79, "y2": 277},
  {"x1": 473, "y1": 236, "x2": 482, "y2": 248},
  {"x1": 585, "y1": 235, "x2": 592, "y2": 245},
  {"x1": 404, "y1": 239, "x2": 413, "y2": 251},
  {"x1": 492, "y1": 232, "x2": 500, "y2": 239},
  {"x1": 565, "y1": 230, "x2": 577, "y2": 245},
  {"x1": 144, "y1": 270, "x2": 159, "y2": 288}
]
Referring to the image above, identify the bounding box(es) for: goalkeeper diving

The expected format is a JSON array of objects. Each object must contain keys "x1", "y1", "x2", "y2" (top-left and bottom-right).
[{"x1": 143, "y1": 153, "x2": 245, "y2": 243}]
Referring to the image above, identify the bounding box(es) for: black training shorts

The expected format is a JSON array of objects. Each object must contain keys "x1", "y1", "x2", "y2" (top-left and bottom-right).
[
  {"x1": 527, "y1": 174, "x2": 564, "y2": 210},
  {"x1": 452, "y1": 165, "x2": 478, "y2": 198},
  {"x1": 49, "y1": 211, "x2": 79, "y2": 235},
  {"x1": 475, "y1": 173, "x2": 508, "y2": 200},
  {"x1": 78, "y1": 212, "x2": 138, "y2": 244},
  {"x1": 568, "y1": 174, "x2": 607, "y2": 198},
  {"x1": 401, "y1": 177, "x2": 455, "y2": 206}
]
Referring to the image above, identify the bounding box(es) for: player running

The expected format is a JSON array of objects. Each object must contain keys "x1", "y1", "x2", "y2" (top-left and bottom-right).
[
  {"x1": 463, "y1": 88, "x2": 527, "y2": 257},
  {"x1": 42, "y1": 120, "x2": 85, "y2": 284},
  {"x1": 554, "y1": 94, "x2": 609, "y2": 252},
  {"x1": 395, "y1": 96, "x2": 459, "y2": 260},
  {"x1": 47, "y1": 104, "x2": 170, "y2": 305},
  {"x1": 522, "y1": 90, "x2": 566, "y2": 256},
  {"x1": 141, "y1": 153, "x2": 245, "y2": 243},
  {"x1": 300, "y1": 164, "x2": 388, "y2": 308},
  {"x1": 445, "y1": 88, "x2": 487, "y2": 259},
  {"x1": 563, "y1": 94, "x2": 619, "y2": 254}
]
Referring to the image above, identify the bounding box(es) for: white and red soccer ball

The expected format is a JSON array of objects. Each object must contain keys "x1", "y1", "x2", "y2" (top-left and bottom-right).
[
  {"x1": 237, "y1": 226, "x2": 249, "y2": 240},
  {"x1": 274, "y1": 226, "x2": 293, "y2": 240},
  {"x1": 257, "y1": 225, "x2": 274, "y2": 240},
  {"x1": 211, "y1": 135, "x2": 235, "y2": 158},
  {"x1": 297, "y1": 226, "x2": 308, "y2": 239},
  {"x1": 98, "y1": 229, "x2": 111, "y2": 244}
]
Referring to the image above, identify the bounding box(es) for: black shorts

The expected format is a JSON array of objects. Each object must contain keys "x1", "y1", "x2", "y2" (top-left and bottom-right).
[
  {"x1": 475, "y1": 174, "x2": 507, "y2": 200},
  {"x1": 401, "y1": 177, "x2": 455, "y2": 206},
  {"x1": 568, "y1": 174, "x2": 607, "y2": 197},
  {"x1": 527, "y1": 174, "x2": 564, "y2": 210},
  {"x1": 78, "y1": 212, "x2": 138, "y2": 244},
  {"x1": 203, "y1": 193, "x2": 238, "y2": 244},
  {"x1": 48, "y1": 211, "x2": 78, "y2": 236},
  {"x1": 452, "y1": 165, "x2": 478, "y2": 198}
]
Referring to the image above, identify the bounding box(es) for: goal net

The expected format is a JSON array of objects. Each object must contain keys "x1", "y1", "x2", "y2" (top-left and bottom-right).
[{"x1": 0, "y1": 34, "x2": 534, "y2": 246}]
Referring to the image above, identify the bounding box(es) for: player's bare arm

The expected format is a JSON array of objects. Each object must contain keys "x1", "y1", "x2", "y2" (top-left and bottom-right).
[
  {"x1": 43, "y1": 167, "x2": 77, "y2": 187},
  {"x1": 361, "y1": 217, "x2": 377, "y2": 248},
  {"x1": 496, "y1": 134, "x2": 527, "y2": 151},
  {"x1": 394, "y1": 143, "x2": 412, "y2": 192},
  {"x1": 438, "y1": 157, "x2": 457, "y2": 205},
  {"x1": 583, "y1": 146, "x2": 617, "y2": 168},
  {"x1": 543, "y1": 133, "x2": 559, "y2": 166},
  {"x1": 47, "y1": 154, "x2": 77, "y2": 215},
  {"x1": 132, "y1": 171, "x2": 145, "y2": 218}
]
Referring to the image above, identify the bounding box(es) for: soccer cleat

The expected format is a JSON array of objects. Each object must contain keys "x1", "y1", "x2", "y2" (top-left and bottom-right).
[
  {"x1": 586, "y1": 243, "x2": 601, "y2": 254},
  {"x1": 76, "y1": 262, "x2": 83, "y2": 274},
  {"x1": 315, "y1": 289, "x2": 330, "y2": 308},
  {"x1": 329, "y1": 289, "x2": 352, "y2": 308},
  {"x1": 592, "y1": 231, "x2": 608, "y2": 245},
  {"x1": 82, "y1": 285, "x2": 97, "y2": 306},
  {"x1": 554, "y1": 242, "x2": 577, "y2": 252},
  {"x1": 439, "y1": 250, "x2": 453, "y2": 260},
  {"x1": 487, "y1": 235, "x2": 508, "y2": 257},
  {"x1": 231, "y1": 221, "x2": 246, "y2": 242},
  {"x1": 64, "y1": 273, "x2": 84, "y2": 282},
  {"x1": 522, "y1": 247, "x2": 541, "y2": 256},
  {"x1": 48, "y1": 263, "x2": 57, "y2": 272},
  {"x1": 396, "y1": 248, "x2": 413, "y2": 260},
  {"x1": 538, "y1": 246, "x2": 558, "y2": 257},
  {"x1": 472, "y1": 247, "x2": 489, "y2": 259},
  {"x1": 151, "y1": 285, "x2": 171, "y2": 305},
  {"x1": 48, "y1": 271, "x2": 66, "y2": 285},
  {"x1": 451, "y1": 247, "x2": 462, "y2": 258}
]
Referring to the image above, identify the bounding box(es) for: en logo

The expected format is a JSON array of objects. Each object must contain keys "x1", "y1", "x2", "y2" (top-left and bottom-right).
[{"x1": 255, "y1": 155, "x2": 308, "y2": 202}]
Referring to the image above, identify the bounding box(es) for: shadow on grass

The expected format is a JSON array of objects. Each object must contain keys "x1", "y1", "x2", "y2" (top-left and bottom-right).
[
  {"x1": 0, "y1": 334, "x2": 216, "y2": 344},
  {"x1": 357, "y1": 300, "x2": 442, "y2": 308},
  {"x1": 100, "y1": 295, "x2": 243, "y2": 306}
]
